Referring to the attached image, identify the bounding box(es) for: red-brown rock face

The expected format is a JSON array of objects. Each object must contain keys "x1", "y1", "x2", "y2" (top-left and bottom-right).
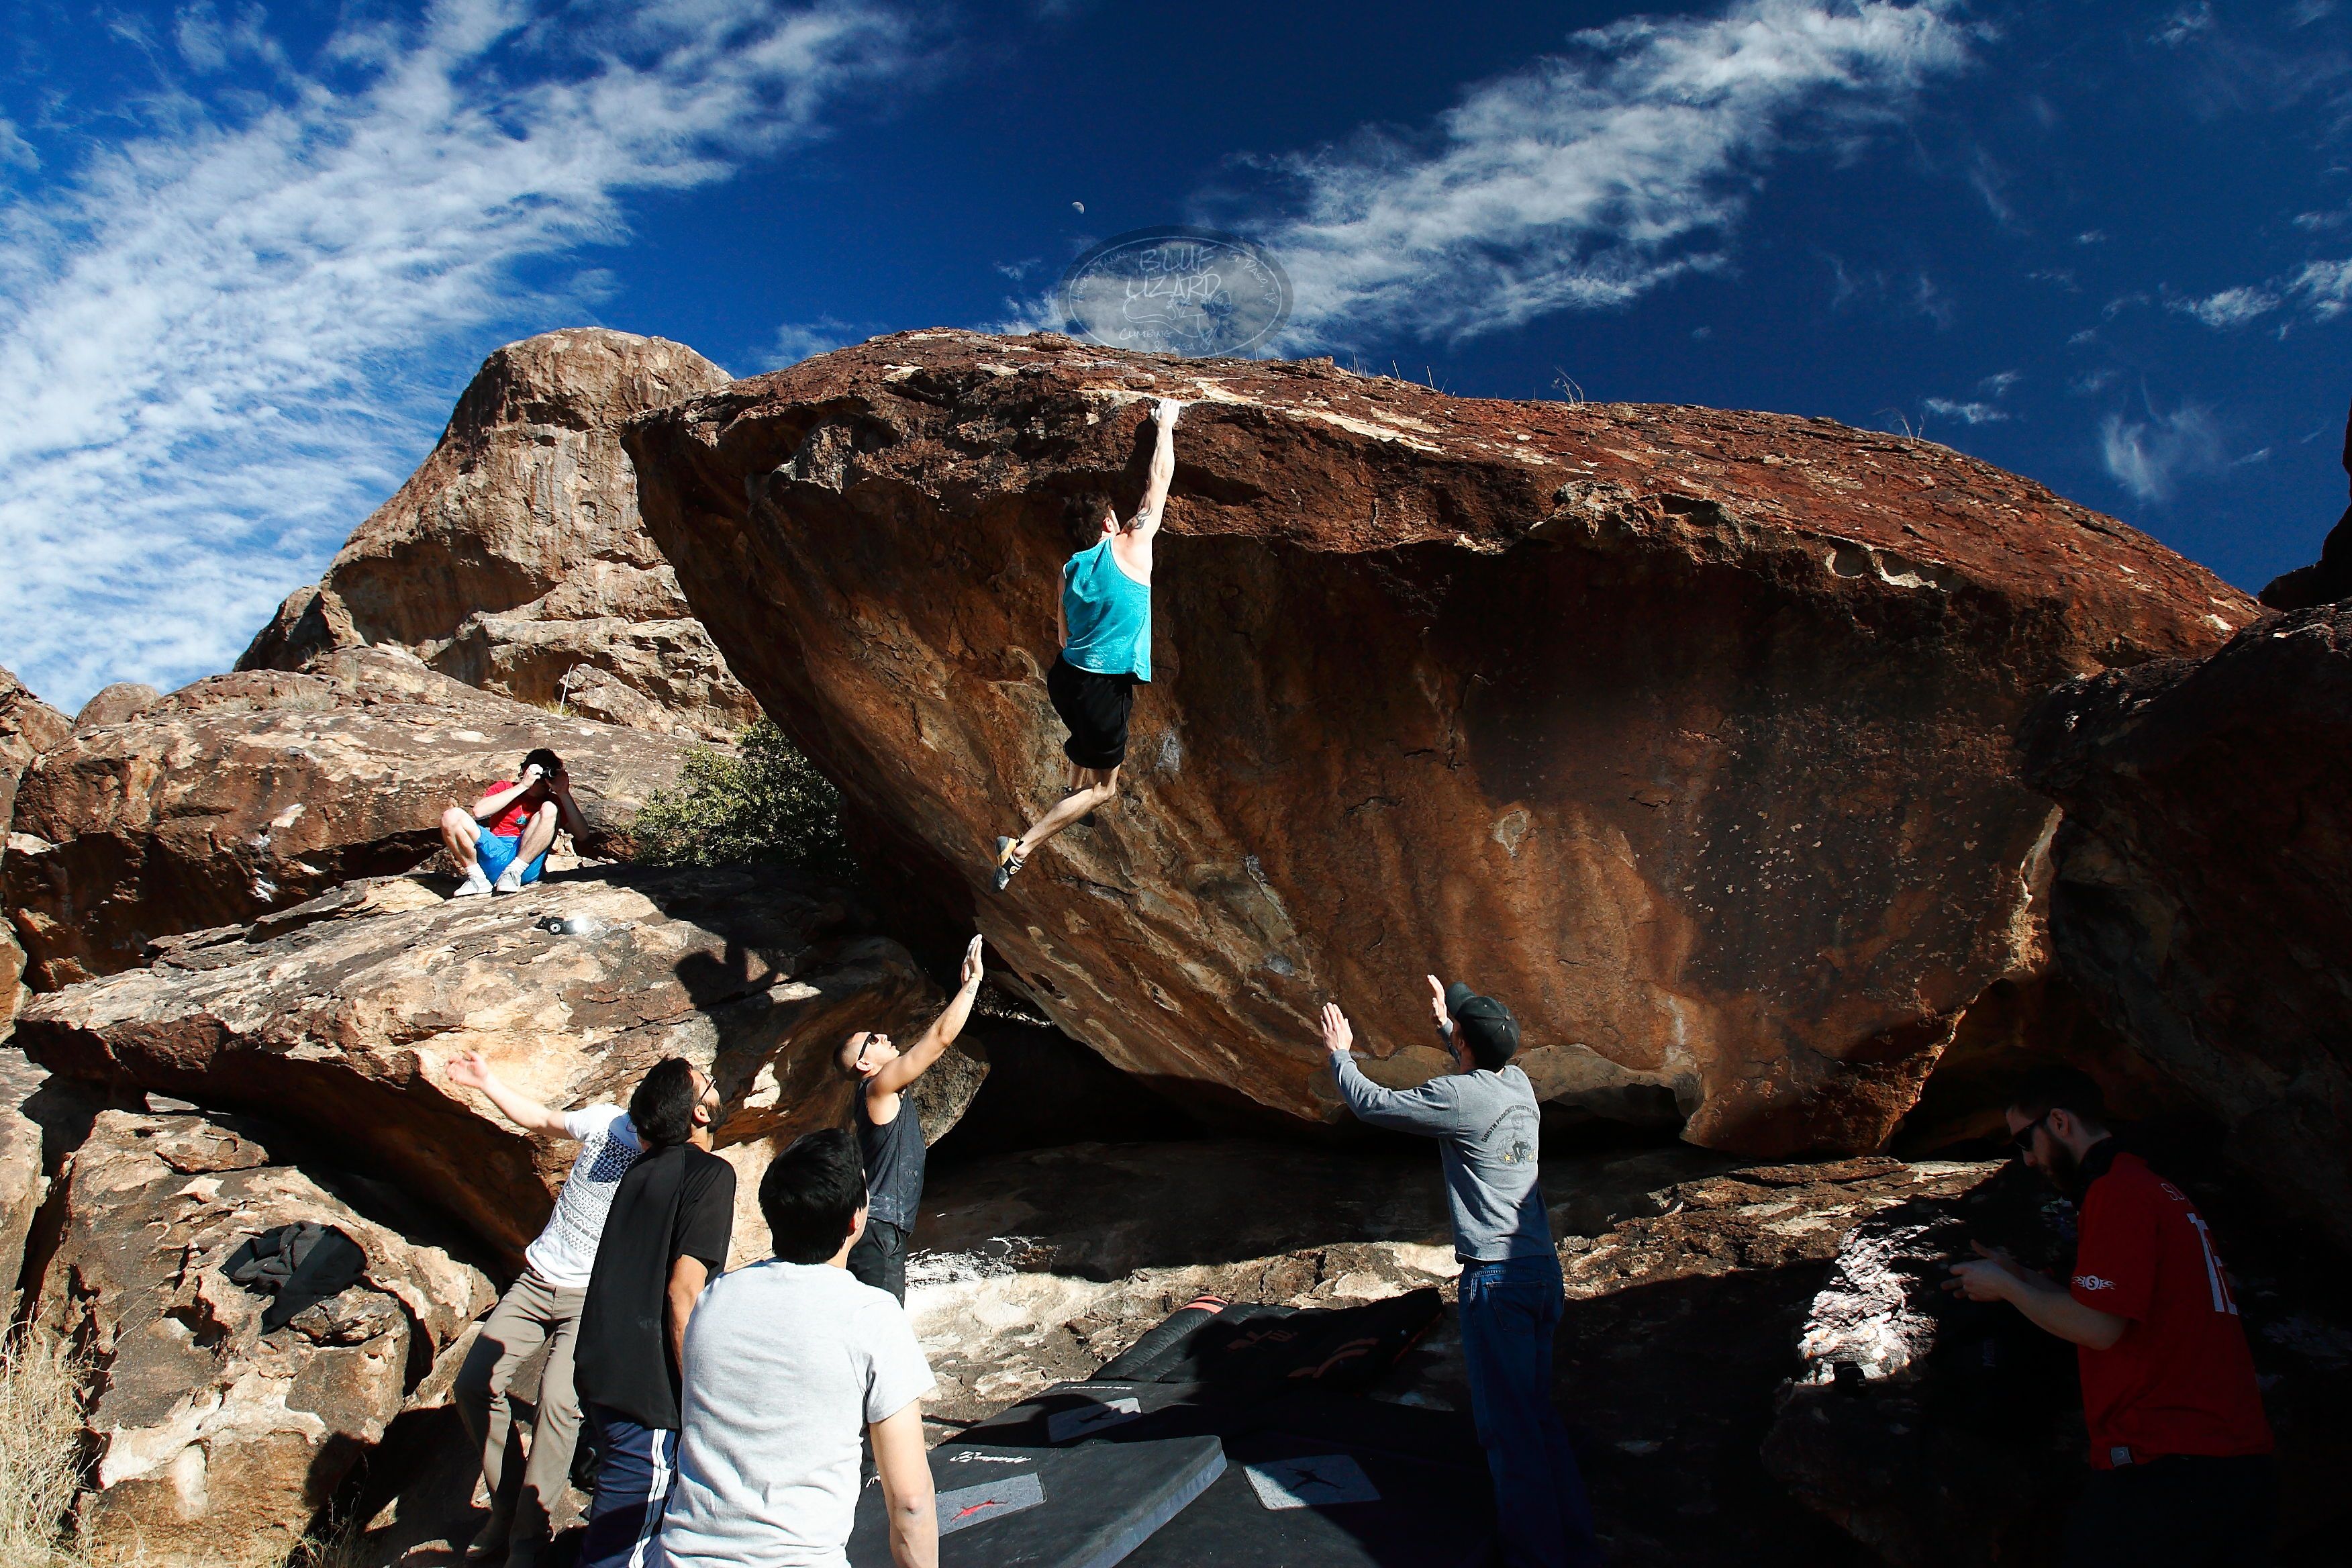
[
  {"x1": 2026, "y1": 604, "x2": 2352, "y2": 1253},
  {"x1": 240, "y1": 328, "x2": 757, "y2": 741},
  {"x1": 5, "y1": 648, "x2": 694, "y2": 989},
  {"x1": 2, "y1": 665, "x2": 71, "y2": 1034},
  {"x1": 17, "y1": 866, "x2": 969, "y2": 1265},
  {"x1": 625, "y1": 331, "x2": 2253, "y2": 1155}
]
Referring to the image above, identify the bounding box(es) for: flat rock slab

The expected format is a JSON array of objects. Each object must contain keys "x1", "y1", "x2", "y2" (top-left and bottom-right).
[
  {"x1": 5, "y1": 646, "x2": 699, "y2": 988},
  {"x1": 29, "y1": 1108, "x2": 493, "y2": 1568},
  {"x1": 629, "y1": 328, "x2": 2254, "y2": 1155},
  {"x1": 18, "y1": 865, "x2": 968, "y2": 1266}
]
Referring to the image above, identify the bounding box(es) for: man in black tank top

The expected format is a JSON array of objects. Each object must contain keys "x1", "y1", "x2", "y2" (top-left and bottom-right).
[{"x1": 833, "y1": 935, "x2": 986, "y2": 1300}]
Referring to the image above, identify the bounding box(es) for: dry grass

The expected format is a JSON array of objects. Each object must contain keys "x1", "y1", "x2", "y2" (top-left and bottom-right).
[{"x1": 0, "y1": 1334, "x2": 89, "y2": 1568}]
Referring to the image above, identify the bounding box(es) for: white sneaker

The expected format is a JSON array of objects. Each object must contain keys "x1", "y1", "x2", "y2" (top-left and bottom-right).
[
  {"x1": 492, "y1": 866, "x2": 525, "y2": 895},
  {"x1": 452, "y1": 867, "x2": 492, "y2": 899}
]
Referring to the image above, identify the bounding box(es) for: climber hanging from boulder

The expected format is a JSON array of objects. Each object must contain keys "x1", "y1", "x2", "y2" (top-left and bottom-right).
[{"x1": 993, "y1": 396, "x2": 1181, "y2": 891}]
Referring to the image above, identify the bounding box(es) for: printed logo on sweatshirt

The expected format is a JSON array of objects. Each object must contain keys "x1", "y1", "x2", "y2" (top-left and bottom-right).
[{"x1": 2075, "y1": 1273, "x2": 2118, "y2": 1291}]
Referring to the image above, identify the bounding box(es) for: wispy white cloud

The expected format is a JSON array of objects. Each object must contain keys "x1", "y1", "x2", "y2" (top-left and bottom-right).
[
  {"x1": 2173, "y1": 284, "x2": 2282, "y2": 326},
  {"x1": 0, "y1": 118, "x2": 39, "y2": 175},
  {"x1": 2169, "y1": 256, "x2": 2352, "y2": 330},
  {"x1": 2290, "y1": 258, "x2": 2352, "y2": 317},
  {"x1": 0, "y1": 0, "x2": 910, "y2": 708},
  {"x1": 1978, "y1": 369, "x2": 2020, "y2": 396},
  {"x1": 1238, "y1": 0, "x2": 1977, "y2": 348},
  {"x1": 763, "y1": 316, "x2": 869, "y2": 368},
  {"x1": 2154, "y1": 3, "x2": 2214, "y2": 46},
  {"x1": 1924, "y1": 397, "x2": 2007, "y2": 424},
  {"x1": 2100, "y1": 402, "x2": 2226, "y2": 503}
]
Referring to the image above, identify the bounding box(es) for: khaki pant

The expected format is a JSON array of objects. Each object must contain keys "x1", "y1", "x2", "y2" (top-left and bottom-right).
[{"x1": 454, "y1": 1268, "x2": 587, "y2": 1563}]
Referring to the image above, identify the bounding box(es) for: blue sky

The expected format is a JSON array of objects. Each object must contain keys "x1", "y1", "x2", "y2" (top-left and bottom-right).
[{"x1": 3, "y1": 0, "x2": 2347, "y2": 710}]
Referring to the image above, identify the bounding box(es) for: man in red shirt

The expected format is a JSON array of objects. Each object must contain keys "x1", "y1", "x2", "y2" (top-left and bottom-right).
[
  {"x1": 1947, "y1": 1069, "x2": 2274, "y2": 1567},
  {"x1": 438, "y1": 748, "x2": 590, "y2": 897}
]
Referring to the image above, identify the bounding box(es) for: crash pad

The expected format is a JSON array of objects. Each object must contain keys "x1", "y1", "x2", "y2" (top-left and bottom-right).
[
  {"x1": 844, "y1": 1436, "x2": 1226, "y2": 1568},
  {"x1": 955, "y1": 1379, "x2": 1257, "y2": 1448},
  {"x1": 1118, "y1": 1403, "x2": 1496, "y2": 1568}
]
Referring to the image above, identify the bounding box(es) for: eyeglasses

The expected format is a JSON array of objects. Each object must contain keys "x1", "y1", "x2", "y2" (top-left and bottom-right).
[{"x1": 2011, "y1": 1113, "x2": 2048, "y2": 1157}]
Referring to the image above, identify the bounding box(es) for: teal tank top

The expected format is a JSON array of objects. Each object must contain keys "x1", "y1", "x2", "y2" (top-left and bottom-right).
[{"x1": 1061, "y1": 540, "x2": 1152, "y2": 681}]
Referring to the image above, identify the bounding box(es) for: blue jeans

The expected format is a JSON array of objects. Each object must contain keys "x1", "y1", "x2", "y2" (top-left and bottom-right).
[
  {"x1": 1459, "y1": 1252, "x2": 1600, "y2": 1568},
  {"x1": 578, "y1": 1406, "x2": 676, "y2": 1568}
]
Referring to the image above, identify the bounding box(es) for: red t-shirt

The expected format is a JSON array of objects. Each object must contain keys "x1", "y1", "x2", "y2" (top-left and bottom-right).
[
  {"x1": 480, "y1": 780, "x2": 539, "y2": 838},
  {"x1": 2071, "y1": 1150, "x2": 2272, "y2": 1467}
]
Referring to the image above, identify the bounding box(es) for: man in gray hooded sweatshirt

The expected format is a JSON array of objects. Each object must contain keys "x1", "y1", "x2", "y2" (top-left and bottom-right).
[{"x1": 1321, "y1": 977, "x2": 1600, "y2": 1568}]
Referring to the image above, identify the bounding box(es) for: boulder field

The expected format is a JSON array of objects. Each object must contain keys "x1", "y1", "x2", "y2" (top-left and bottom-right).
[
  {"x1": 626, "y1": 330, "x2": 2255, "y2": 1157},
  {"x1": 5, "y1": 646, "x2": 695, "y2": 990},
  {"x1": 15, "y1": 864, "x2": 975, "y2": 1267},
  {"x1": 241, "y1": 329, "x2": 757, "y2": 742}
]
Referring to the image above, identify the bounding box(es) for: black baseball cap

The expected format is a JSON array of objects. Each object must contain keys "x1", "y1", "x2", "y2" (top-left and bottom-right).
[{"x1": 1444, "y1": 981, "x2": 1521, "y2": 1064}]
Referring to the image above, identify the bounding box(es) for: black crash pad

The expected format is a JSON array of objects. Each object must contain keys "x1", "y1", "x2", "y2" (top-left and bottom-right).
[
  {"x1": 1095, "y1": 1289, "x2": 1444, "y2": 1391},
  {"x1": 954, "y1": 1378, "x2": 1496, "y2": 1568},
  {"x1": 1120, "y1": 1402, "x2": 1496, "y2": 1568},
  {"x1": 956, "y1": 1380, "x2": 1259, "y2": 1448},
  {"x1": 845, "y1": 1436, "x2": 1225, "y2": 1568}
]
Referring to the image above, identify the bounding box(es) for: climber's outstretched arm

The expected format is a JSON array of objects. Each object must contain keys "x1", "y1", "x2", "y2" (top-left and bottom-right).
[{"x1": 1130, "y1": 400, "x2": 1180, "y2": 541}]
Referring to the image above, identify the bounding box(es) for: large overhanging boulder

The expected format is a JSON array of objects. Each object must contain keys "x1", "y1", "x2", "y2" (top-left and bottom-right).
[
  {"x1": 16, "y1": 866, "x2": 971, "y2": 1265},
  {"x1": 240, "y1": 328, "x2": 757, "y2": 742},
  {"x1": 626, "y1": 330, "x2": 2253, "y2": 1155},
  {"x1": 27, "y1": 1108, "x2": 493, "y2": 1568},
  {"x1": 4, "y1": 646, "x2": 695, "y2": 989},
  {"x1": 2024, "y1": 603, "x2": 2352, "y2": 1253}
]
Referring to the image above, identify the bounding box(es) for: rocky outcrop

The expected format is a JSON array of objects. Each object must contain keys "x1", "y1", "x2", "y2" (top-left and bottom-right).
[
  {"x1": 16, "y1": 866, "x2": 976, "y2": 1265},
  {"x1": 3, "y1": 667, "x2": 70, "y2": 1034},
  {"x1": 2258, "y1": 400, "x2": 2352, "y2": 611},
  {"x1": 2024, "y1": 604, "x2": 2352, "y2": 1254},
  {"x1": 28, "y1": 1108, "x2": 493, "y2": 1568},
  {"x1": 1, "y1": 664, "x2": 69, "y2": 836},
  {"x1": 240, "y1": 329, "x2": 756, "y2": 741},
  {"x1": 626, "y1": 329, "x2": 2254, "y2": 1155},
  {"x1": 4, "y1": 646, "x2": 695, "y2": 989},
  {"x1": 70, "y1": 683, "x2": 162, "y2": 732},
  {"x1": 0, "y1": 1050, "x2": 49, "y2": 1305}
]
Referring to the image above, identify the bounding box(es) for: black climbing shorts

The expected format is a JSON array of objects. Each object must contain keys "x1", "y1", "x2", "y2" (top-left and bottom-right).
[{"x1": 1047, "y1": 653, "x2": 1136, "y2": 771}]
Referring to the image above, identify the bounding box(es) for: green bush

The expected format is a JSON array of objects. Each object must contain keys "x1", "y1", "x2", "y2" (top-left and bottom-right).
[{"x1": 628, "y1": 720, "x2": 859, "y2": 879}]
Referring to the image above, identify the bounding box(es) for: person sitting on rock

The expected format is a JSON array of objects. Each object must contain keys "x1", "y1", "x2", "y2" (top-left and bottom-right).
[
  {"x1": 443, "y1": 1050, "x2": 657, "y2": 1568},
  {"x1": 1946, "y1": 1069, "x2": 2274, "y2": 1568},
  {"x1": 442, "y1": 748, "x2": 588, "y2": 897},
  {"x1": 832, "y1": 934, "x2": 985, "y2": 1302},
  {"x1": 658, "y1": 1129, "x2": 939, "y2": 1568},
  {"x1": 1318, "y1": 977, "x2": 1601, "y2": 1568},
  {"x1": 571, "y1": 1057, "x2": 734, "y2": 1568},
  {"x1": 992, "y1": 397, "x2": 1181, "y2": 891}
]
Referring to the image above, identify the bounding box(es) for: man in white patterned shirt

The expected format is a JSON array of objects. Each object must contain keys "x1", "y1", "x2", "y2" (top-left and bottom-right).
[{"x1": 444, "y1": 1051, "x2": 654, "y2": 1565}]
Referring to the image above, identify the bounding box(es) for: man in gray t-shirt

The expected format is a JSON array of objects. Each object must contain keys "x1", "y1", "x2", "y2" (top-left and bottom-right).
[
  {"x1": 664, "y1": 1129, "x2": 938, "y2": 1568},
  {"x1": 1323, "y1": 977, "x2": 1599, "y2": 1568}
]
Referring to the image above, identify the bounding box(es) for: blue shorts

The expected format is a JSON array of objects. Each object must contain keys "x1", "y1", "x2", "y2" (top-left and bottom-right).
[{"x1": 474, "y1": 830, "x2": 546, "y2": 885}]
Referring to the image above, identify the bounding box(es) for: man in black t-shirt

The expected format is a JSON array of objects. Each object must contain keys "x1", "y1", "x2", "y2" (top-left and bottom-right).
[
  {"x1": 832, "y1": 934, "x2": 985, "y2": 1302},
  {"x1": 572, "y1": 1058, "x2": 734, "y2": 1568}
]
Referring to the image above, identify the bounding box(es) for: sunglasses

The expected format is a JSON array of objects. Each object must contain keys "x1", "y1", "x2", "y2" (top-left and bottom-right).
[{"x1": 2011, "y1": 1113, "x2": 2048, "y2": 1156}]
